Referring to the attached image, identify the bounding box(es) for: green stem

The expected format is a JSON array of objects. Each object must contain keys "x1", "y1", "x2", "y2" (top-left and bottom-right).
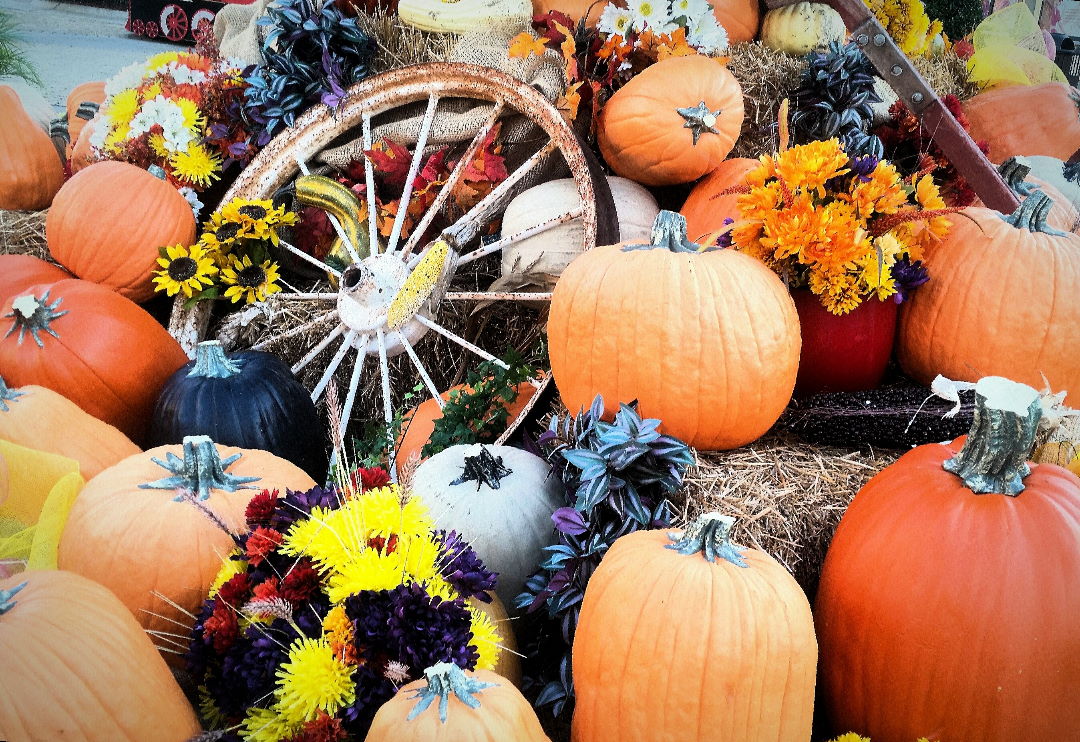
[
  {"x1": 139, "y1": 435, "x2": 260, "y2": 501},
  {"x1": 4, "y1": 291, "x2": 67, "y2": 348},
  {"x1": 0, "y1": 582, "x2": 27, "y2": 616},
  {"x1": 0, "y1": 375, "x2": 24, "y2": 412},
  {"x1": 943, "y1": 376, "x2": 1041, "y2": 496},
  {"x1": 666, "y1": 512, "x2": 748, "y2": 568},
  {"x1": 998, "y1": 157, "x2": 1033, "y2": 196},
  {"x1": 998, "y1": 190, "x2": 1069, "y2": 237},
  {"x1": 406, "y1": 662, "x2": 498, "y2": 724},
  {"x1": 449, "y1": 446, "x2": 513, "y2": 490},
  {"x1": 622, "y1": 211, "x2": 702, "y2": 254},
  {"x1": 190, "y1": 341, "x2": 243, "y2": 379}
]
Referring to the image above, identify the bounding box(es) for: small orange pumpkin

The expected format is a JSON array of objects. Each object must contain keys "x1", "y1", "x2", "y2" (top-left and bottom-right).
[
  {"x1": 962, "y1": 83, "x2": 1080, "y2": 163},
  {"x1": 572, "y1": 512, "x2": 818, "y2": 742},
  {"x1": 679, "y1": 157, "x2": 759, "y2": 242},
  {"x1": 47, "y1": 161, "x2": 196, "y2": 302},
  {"x1": 365, "y1": 663, "x2": 550, "y2": 742},
  {"x1": 57, "y1": 435, "x2": 316, "y2": 643},
  {"x1": 0, "y1": 255, "x2": 71, "y2": 308},
  {"x1": 0, "y1": 571, "x2": 202, "y2": 741},
  {"x1": 598, "y1": 55, "x2": 745, "y2": 186},
  {"x1": 0, "y1": 85, "x2": 64, "y2": 211},
  {"x1": 549, "y1": 211, "x2": 800, "y2": 450},
  {"x1": 711, "y1": 0, "x2": 760, "y2": 42},
  {"x1": 69, "y1": 114, "x2": 100, "y2": 173},
  {"x1": 65, "y1": 81, "x2": 106, "y2": 158}
]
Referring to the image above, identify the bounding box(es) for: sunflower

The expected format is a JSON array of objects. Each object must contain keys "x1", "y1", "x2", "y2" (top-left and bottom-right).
[
  {"x1": 152, "y1": 242, "x2": 218, "y2": 298},
  {"x1": 200, "y1": 209, "x2": 250, "y2": 251},
  {"x1": 169, "y1": 143, "x2": 221, "y2": 189},
  {"x1": 218, "y1": 198, "x2": 299, "y2": 245},
  {"x1": 220, "y1": 254, "x2": 282, "y2": 304}
]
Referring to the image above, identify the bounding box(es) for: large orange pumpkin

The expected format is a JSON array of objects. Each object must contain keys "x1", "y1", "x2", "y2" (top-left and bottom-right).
[
  {"x1": 0, "y1": 376, "x2": 139, "y2": 480},
  {"x1": 548, "y1": 211, "x2": 800, "y2": 450},
  {"x1": 0, "y1": 255, "x2": 71, "y2": 308},
  {"x1": 572, "y1": 512, "x2": 817, "y2": 742},
  {"x1": 0, "y1": 570, "x2": 202, "y2": 741},
  {"x1": 64, "y1": 81, "x2": 106, "y2": 158},
  {"x1": 598, "y1": 56, "x2": 745, "y2": 186},
  {"x1": 898, "y1": 193, "x2": 1080, "y2": 403},
  {"x1": 962, "y1": 83, "x2": 1080, "y2": 163},
  {"x1": 365, "y1": 663, "x2": 549, "y2": 741},
  {"x1": 47, "y1": 161, "x2": 196, "y2": 302},
  {"x1": 57, "y1": 435, "x2": 315, "y2": 642},
  {"x1": 680, "y1": 156, "x2": 759, "y2": 242},
  {"x1": 815, "y1": 376, "x2": 1080, "y2": 741},
  {"x1": 0, "y1": 278, "x2": 189, "y2": 442},
  {"x1": 0, "y1": 86, "x2": 65, "y2": 211}
]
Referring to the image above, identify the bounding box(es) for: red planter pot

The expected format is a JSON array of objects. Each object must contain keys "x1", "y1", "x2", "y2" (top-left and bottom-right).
[{"x1": 792, "y1": 289, "x2": 898, "y2": 397}]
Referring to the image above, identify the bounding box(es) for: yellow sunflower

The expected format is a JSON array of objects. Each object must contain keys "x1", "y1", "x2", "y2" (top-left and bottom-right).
[
  {"x1": 218, "y1": 198, "x2": 299, "y2": 245},
  {"x1": 152, "y1": 242, "x2": 218, "y2": 298},
  {"x1": 220, "y1": 254, "x2": 282, "y2": 304}
]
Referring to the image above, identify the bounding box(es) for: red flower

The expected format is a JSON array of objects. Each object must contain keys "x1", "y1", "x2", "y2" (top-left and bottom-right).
[
  {"x1": 245, "y1": 527, "x2": 284, "y2": 566},
  {"x1": 366, "y1": 533, "x2": 399, "y2": 555},
  {"x1": 203, "y1": 602, "x2": 239, "y2": 653},
  {"x1": 351, "y1": 467, "x2": 391, "y2": 492},
  {"x1": 287, "y1": 712, "x2": 347, "y2": 742},
  {"x1": 280, "y1": 560, "x2": 320, "y2": 603},
  {"x1": 217, "y1": 572, "x2": 251, "y2": 608},
  {"x1": 245, "y1": 489, "x2": 280, "y2": 527},
  {"x1": 252, "y1": 577, "x2": 280, "y2": 602}
]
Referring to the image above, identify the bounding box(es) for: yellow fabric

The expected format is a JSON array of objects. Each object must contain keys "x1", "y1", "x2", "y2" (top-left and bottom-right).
[
  {"x1": 967, "y1": 3, "x2": 1067, "y2": 88},
  {"x1": 0, "y1": 439, "x2": 85, "y2": 572}
]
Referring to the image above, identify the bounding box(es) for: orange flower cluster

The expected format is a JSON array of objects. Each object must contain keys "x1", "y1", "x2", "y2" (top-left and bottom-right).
[{"x1": 729, "y1": 139, "x2": 951, "y2": 314}]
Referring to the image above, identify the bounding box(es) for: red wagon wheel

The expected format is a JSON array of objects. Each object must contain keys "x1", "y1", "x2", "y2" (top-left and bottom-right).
[
  {"x1": 193, "y1": 9, "x2": 216, "y2": 41},
  {"x1": 160, "y1": 4, "x2": 189, "y2": 42}
]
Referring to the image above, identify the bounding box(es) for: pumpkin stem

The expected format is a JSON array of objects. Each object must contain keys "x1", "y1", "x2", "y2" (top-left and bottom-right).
[
  {"x1": 406, "y1": 662, "x2": 498, "y2": 724},
  {"x1": 3, "y1": 292, "x2": 67, "y2": 349},
  {"x1": 449, "y1": 446, "x2": 513, "y2": 490},
  {"x1": 139, "y1": 434, "x2": 260, "y2": 501},
  {"x1": 623, "y1": 211, "x2": 702, "y2": 254},
  {"x1": 998, "y1": 157, "x2": 1035, "y2": 196},
  {"x1": 676, "y1": 101, "x2": 723, "y2": 145},
  {"x1": 190, "y1": 341, "x2": 243, "y2": 378},
  {"x1": 666, "y1": 512, "x2": 748, "y2": 568},
  {"x1": 998, "y1": 191, "x2": 1069, "y2": 237},
  {"x1": 0, "y1": 582, "x2": 27, "y2": 616},
  {"x1": 0, "y1": 375, "x2": 24, "y2": 412},
  {"x1": 943, "y1": 376, "x2": 1042, "y2": 496}
]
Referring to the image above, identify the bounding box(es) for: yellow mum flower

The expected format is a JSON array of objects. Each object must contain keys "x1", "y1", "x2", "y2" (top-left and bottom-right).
[
  {"x1": 274, "y1": 637, "x2": 356, "y2": 725},
  {"x1": 220, "y1": 254, "x2": 282, "y2": 304},
  {"x1": 775, "y1": 139, "x2": 849, "y2": 196},
  {"x1": 358, "y1": 485, "x2": 432, "y2": 541},
  {"x1": 468, "y1": 605, "x2": 503, "y2": 671},
  {"x1": 148, "y1": 133, "x2": 170, "y2": 159},
  {"x1": 174, "y1": 97, "x2": 206, "y2": 132},
  {"x1": 208, "y1": 553, "x2": 247, "y2": 598},
  {"x1": 242, "y1": 706, "x2": 296, "y2": 742},
  {"x1": 281, "y1": 505, "x2": 341, "y2": 566},
  {"x1": 326, "y1": 549, "x2": 407, "y2": 603},
  {"x1": 152, "y1": 242, "x2": 218, "y2": 299},
  {"x1": 828, "y1": 735, "x2": 871, "y2": 742},
  {"x1": 141, "y1": 82, "x2": 162, "y2": 101},
  {"x1": 170, "y1": 143, "x2": 221, "y2": 189},
  {"x1": 146, "y1": 50, "x2": 182, "y2": 71},
  {"x1": 107, "y1": 88, "x2": 139, "y2": 127},
  {"x1": 809, "y1": 269, "x2": 863, "y2": 315},
  {"x1": 400, "y1": 533, "x2": 441, "y2": 584}
]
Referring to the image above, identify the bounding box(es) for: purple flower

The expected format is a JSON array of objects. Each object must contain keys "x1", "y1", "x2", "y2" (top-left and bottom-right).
[
  {"x1": 850, "y1": 154, "x2": 879, "y2": 181},
  {"x1": 276, "y1": 485, "x2": 342, "y2": 527},
  {"x1": 892, "y1": 257, "x2": 929, "y2": 303},
  {"x1": 714, "y1": 217, "x2": 735, "y2": 249},
  {"x1": 435, "y1": 530, "x2": 498, "y2": 601}
]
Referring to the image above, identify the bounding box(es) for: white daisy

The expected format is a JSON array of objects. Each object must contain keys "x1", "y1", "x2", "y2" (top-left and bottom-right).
[
  {"x1": 598, "y1": 2, "x2": 635, "y2": 36},
  {"x1": 627, "y1": 0, "x2": 670, "y2": 32},
  {"x1": 88, "y1": 112, "x2": 111, "y2": 150},
  {"x1": 104, "y1": 60, "x2": 151, "y2": 98},
  {"x1": 128, "y1": 96, "x2": 195, "y2": 152},
  {"x1": 669, "y1": 0, "x2": 712, "y2": 24},
  {"x1": 688, "y1": 12, "x2": 728, "y2": 53}
]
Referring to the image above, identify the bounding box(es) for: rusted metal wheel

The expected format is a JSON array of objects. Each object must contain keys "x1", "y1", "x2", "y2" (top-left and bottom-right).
[{"x1": 170, "y1": 63, "x2": 617, "y2": 476}]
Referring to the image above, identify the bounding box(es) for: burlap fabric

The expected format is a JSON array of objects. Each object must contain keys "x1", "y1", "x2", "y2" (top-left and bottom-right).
[{"x1": 214, "y1": 0, "x2": 272, "y2": 66}]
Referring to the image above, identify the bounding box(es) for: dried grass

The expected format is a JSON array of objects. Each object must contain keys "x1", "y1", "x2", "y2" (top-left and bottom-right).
[
  {"x1": 354, "y1": 9, "x2": 456, "y2": 74},
  {"x1": 725, "y1": 42, "x2": 807, "y2": 159},
  {"x1": 0, "y1": 209, "x2": 49, "y2": 259},
  {"x1": 913, "y1": 51, "x2": 981, "y2": 101}
]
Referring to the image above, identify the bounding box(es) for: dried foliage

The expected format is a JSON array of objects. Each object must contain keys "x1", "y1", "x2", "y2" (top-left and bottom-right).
[
  {"x1": 725, "y1": 42, "x2": 807, "y2": 159},
  {"x1": 0, "y1": 209, "x2": 49, "y2": 260}
]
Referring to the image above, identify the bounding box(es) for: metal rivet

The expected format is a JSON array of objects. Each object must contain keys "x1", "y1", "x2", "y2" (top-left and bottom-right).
[
  {"x1": 911, "y1": 92, "x2": 924, "y2": 103},
  {"x1": 873, "y1": 33, "x2": 887, "y2": 46},
  {"x1": 856, "y1": 33, "x2": 869, "y2": 45},
  {"x1": 891, "y1": 65, "x2": 903, "y2": 76}
]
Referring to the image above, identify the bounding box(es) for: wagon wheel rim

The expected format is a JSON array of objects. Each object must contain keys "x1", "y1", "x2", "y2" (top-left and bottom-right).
[{"x1": 173, "y1": 63, "x2": 617, "y2": 478}]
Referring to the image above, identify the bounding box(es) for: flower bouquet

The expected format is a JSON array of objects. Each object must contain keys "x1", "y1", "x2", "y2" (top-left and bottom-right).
[{"x1": 188, "y1": 468, "x2": 505, "y2": 741}]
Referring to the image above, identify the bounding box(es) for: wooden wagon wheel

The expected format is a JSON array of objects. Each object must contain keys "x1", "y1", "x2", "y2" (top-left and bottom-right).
[{"x1": 169, "y1": 62, "x2": 618, "y2": 477}]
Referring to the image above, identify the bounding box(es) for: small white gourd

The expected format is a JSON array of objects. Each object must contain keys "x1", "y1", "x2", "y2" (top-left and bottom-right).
[
  {"x1": 410, "y1": 443, "x2": 561, "y2": 608},
  {"x1": 397, "y1": 0, "x2": 532, "y2": 33},
  {"x1": 760, "y1": 2, "x2": 846, "y2": 55}
]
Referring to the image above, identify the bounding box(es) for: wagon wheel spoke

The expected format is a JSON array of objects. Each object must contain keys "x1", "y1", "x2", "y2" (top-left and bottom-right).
[
  {"x1": 362, "y1": 112, "x2": 379, "y2": 256},
  {"x1": 413, "y1": 314, "x2": 541, "y2": 388},
  {"x1": 444, "y1": 291, "x2": 553, "y2": 301},
  {"x1": 311, "y1": 329, "x2": 358, "y2": 403},
  {"x1": 386, "y1": 94, "x2": 440, "y2": 256},
  {"x1": 375, "y1": 328, "x2": 397, "y2": 480},
  {"x1": 293, "y1": 322, "x2": 347, "y2": 375},
  {"x1": 456, "y1": 208, "x2": 583, "y2": 267},
  {"x1": 338, "y1": 333, "x2": 370, "y2": 440},
  {"x1": 395, "y1": 329, "x2": 444, "y2": 408},
  {"x1": 279, "y1": 238, "x2": 342, "y2": 279},
  {"x1": 250, "y1": 310, "x2": 338, "y2": 351}
]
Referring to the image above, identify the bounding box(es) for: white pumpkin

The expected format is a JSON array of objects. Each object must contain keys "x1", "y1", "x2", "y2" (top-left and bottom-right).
[
  {"x1": 1014, "y1": 155, "x2": 1080, "y2": 211},
  {"x1": 760, "y1": 2, "x2": 846, "y2": 55},
  {"x1": 397, "y1": 0, "x2": 532, "y2": 33},
  {"x1": 411, "y1": 443, "x2": 562, "y2": 608},
  {"x1": 500, "y1": 176, "x2": 659, "y2": 287},
  {"x1": 870, "y1": 76, "x2": 899, "y2": 125}
]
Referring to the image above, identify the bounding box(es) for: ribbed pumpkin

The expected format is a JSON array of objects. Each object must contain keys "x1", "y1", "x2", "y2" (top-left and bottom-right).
[
  {"x1": 69, "y1": 114, "x2": 100, "y2": 173},
  {"x1": 149, "y1": 341, "x2": 328, "y2": 482},
  {"x1": 711, "y1": 0, "x2": 760, "y2": 43},
  {"x1": 65, "y1": 81, "x2": 106, "y2": 157},
  {"x1": 0, "y1": 375, "x2": 139, "y2": 480},
  {"x1": 0, "y1": 255, "x2": 71, "y2": 308},
  {"x1": 572, "y1": 512, "x2": 817, "y2": 742},
  {"x1": 598, "y1": 56, "x2": 744, "y2": 186},
  {"x1": 0, "y1": 278, "x2": 189, "y2": 443},
  {"x1": 962, "y1": 82, "x2": 1080, "y2": 163},
  {"x1": 47, "y1": 161, "x2": 196, "y2": 302},
  {"x1": 760, "y1": 1, "x2": 846, "y2": 54},
  {"x1": 57, "y1": 435, "x2": 315, "y2": 643},
  {"x1": 0, "y1": 85, "x2": 64, "y2": 211},
  {"x1": 898, "y1": 193, "x2": 1080, "y2": 403},
  {"x1": 679, "y1": 157, "x2": 759, "y2": 243},
  {"x1": 397, "y1": 0, "x2": 531, "y2": 32},
  {"x1": 365, "y1": 663, "x2": 550, "y2": 742},
  {"x1": 548, "y1": 211, "x2": 800, "y2": 450},
  {"x1": 816, "y1": 376, "x2": 1080, "y2": 741},
  {"x1": 0, "y1": 571, "x2": 202, "y2": 741}
]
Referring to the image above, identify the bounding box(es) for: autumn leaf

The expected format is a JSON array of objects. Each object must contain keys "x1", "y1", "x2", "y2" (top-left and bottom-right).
[
  {"x1": 509, "y1": 32, "x2": 549, "y2": 59},
  {"x1": 452, "y1": 122, "x2": 509, "y2": 210},
  {"x1": 656, "y1": 28, "x2": 697, "y2": 62},
  {"x1": 364, "y1": 138, "x2": 413, "y2": 189},
  {"x1": 557, "y1": 82, "x2": 583, "y2": 122}
]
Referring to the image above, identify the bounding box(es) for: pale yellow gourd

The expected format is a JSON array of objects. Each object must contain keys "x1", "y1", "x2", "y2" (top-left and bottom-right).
[
  {"x1": 397, "y1": 0, "x2": 532, "y2": 33},
  {"x1": 760, "y1": 1, "x2": 846, "y2": 55}
]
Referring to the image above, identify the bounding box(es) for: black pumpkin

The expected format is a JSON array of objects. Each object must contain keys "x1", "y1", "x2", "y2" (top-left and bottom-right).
[{"x1": 149, "y1": 341, "x2": 328, "y2": 482}]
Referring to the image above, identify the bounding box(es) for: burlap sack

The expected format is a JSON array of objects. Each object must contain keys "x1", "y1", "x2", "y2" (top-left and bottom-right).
[{"x1": 214, "y1": 0, "x2": 271, "y2": 66}]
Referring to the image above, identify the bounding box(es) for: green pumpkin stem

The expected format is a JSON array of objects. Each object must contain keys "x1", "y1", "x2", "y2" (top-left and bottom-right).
[
  {"x1": 4, "y1": 292, "x2": 67, "y2": 348},
  {"x1": 623, "y1": 211, "x2": 701, "y2": 254},
  {"x1": 139, "y1": 435, "x2": 260, "y2": 502},
  {"x1": 998, "y1": 157, "x2": 1032, "y2": 194},
  {"x1": 0, "y1": 375, "x2": 24, "y2": 412},
  {"x1": 190, "y1": 341, "x2": 243, "y2": 379},
  {"x1": 0, "y1": 582, "x2": 27, "y2": 616},
  {"x1": 449, "y1": 446, "x2": 513, "y2": 490},
  {"x1": 406, "y1": 662, "x2": 498, "y2": 724},
  {"x1": 999, "y1": 190, "x2": 1069, "y2": 237},
  {"x1": 666, "y1": 512, "x2": 748, "y2": 568},
  {"x1": 943, "y1": 377, "x2": 1042, "y2": 496}
]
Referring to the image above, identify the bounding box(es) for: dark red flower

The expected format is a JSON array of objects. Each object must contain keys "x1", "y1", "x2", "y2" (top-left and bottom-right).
[
  {"x1": 350, "y1": 466, "x2": 390, "y2": 492},
  {"x1": 287, "y1": 711, "x2": 347, "y2": 742},
  {"x1": 245, "y1": 527, "x2": 284, "y2": 566},
  {"x1": 280, "y1": 561, "x2": 321, "y2": 603},
  {"x1": 217, "y1": 572, "x2": 251, "y2": 608},
  {"x1": 245, "y1": 489, "x2": 281, "y2": 527},
  {"x1": 366, "y1": 533, "x2": 399, "y2": 554},
  {"x1": 203, "y1": 602, "x2": 240, "y2": 653}
]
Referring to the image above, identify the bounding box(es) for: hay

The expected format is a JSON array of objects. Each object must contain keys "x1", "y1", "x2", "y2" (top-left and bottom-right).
[
  {"x1": 674, "y1": 432, "x2": 900, "y2": 595},
  {"x1": 726, "y1": 42, "x2": 807, "y2": 160},
  {"x1": 913, "y1": 51, "x2": 981, "y2": 101},
  {"x1": 0, "y1": 209, "x2": 49, "y2": 259},
  {"x1": 354, "y1": 9, "x2": 456, "y2": 74}
]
